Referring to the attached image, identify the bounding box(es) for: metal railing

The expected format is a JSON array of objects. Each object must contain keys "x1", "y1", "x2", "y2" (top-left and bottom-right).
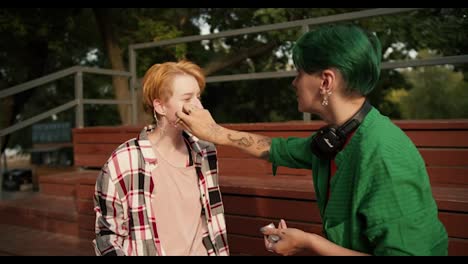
[
  {"x1": 0, "y1": 66, "x2": 132, "y2": 194},
  {"x1": 0, "y1": 66, "x2": 132, "y2": 137}
]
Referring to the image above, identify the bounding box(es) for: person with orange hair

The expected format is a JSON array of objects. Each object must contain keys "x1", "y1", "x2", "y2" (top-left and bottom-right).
[{"x1": 93, "y1": 60, "x2": 229, "y2": 256}]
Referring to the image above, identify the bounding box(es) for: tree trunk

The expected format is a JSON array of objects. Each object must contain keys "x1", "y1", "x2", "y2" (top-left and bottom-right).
[{"x1": 93, "y1": 8, "x2": 132, "y2": 125}]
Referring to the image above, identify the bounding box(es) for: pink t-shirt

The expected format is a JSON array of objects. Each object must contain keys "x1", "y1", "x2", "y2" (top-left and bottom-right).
[{"x1": 151, "y1": 146, "x2": 208, "y2": 256}]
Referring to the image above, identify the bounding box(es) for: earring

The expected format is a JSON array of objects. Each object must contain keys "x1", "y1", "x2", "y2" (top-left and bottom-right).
[
  {"x1": 153, "y1": 109, "x2": 159, "y2": 126},
  {"x1": 321, "y1": 91, "x2": 332, "y2": 106}
]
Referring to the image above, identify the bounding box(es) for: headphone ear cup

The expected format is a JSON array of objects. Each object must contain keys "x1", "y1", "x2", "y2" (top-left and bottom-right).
[{"x1": 310, "y1": 126, "x2": 344, "y2": 160}]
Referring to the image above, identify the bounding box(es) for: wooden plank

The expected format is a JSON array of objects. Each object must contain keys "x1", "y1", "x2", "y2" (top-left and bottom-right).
[
  {"x1": 78, "y1": 214, "x2": 95, "y2": 231},
  {"x1": 226, "y1": 215, "x2": 323, "y2": 238},
  {"x1": 228, "y1": 234, "x2": 317, "y2": 256},
  {"x1": 74, "y1": 154, "x2": 108, "y2": 168},
  {"x1": 76, "y1": 184, "x2": 95, "y2": 200},
  {"x1": 428, "y1": 167, "x2": 468, "y2": 186},
  {"x1": 393, "y1": 120, "x2": 468, "y2": 130},
  {"x1": 448, "y1": 238, "x2": 468, "y2": 256},
  {"x1": 439, "y1": 212, "x2": 468, "y2": 239},
  {"x1": 219, "y1": 158, "x2": 310, "y2": 177},
  {"x1": 433, "y1": 186, "x2": 468, "y2": 212},
  {"x1": 228, "y1": 235, "x2": 466, "y2": 256},
  {"x1": 77, "y1": 200, "x2": 94, "y2": 216},
  {"x1": 420, "y1": 148, "x2": 468, "y2": 167},
  {"x1": 218, "y1": 130, "x2": 468, "y2": 147},
  {"x1": 220, "y1": 176, "x2": 315, "y2": 200},
  {"x1": 40, "y1": 183, "x2": 75, "y2": 197},
  {"x1": 73, "y1": 126, "x2": 140, "y2": 134},
  {"x1": 74, "y1": 143, "x2": 117, "y2": 155},
  {"x1": 73, "y1": 133, "x2": 133, "y2": 144},
  {"x1": 222, "y1": 120, "x2": 468, "y2": 131},
  {"x1": 405, "y1": 131, "x2": 468, "y2": 147},
  {"x1": 222, "y1": 195, "x2": 321, "y2": 223},
  {"x1": 228, "y1": 234, "x2": 275, "y2": 256},
  {"x1": 79, "y1": 229, "x2": 96, "y2": 240}
]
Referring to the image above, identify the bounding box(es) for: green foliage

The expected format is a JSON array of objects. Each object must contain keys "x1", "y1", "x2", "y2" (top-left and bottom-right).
[{"x1": 399, "y1": 66, "x2": 468, "y2": 119}]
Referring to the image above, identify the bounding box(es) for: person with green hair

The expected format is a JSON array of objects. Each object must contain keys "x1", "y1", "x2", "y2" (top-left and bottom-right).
[{"x1": 174, "y1": 24, "x2": 448, "y2": 256}]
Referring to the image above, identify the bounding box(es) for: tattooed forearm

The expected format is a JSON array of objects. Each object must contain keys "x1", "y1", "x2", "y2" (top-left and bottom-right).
[
  {"x1": 256, "y1": 137, "x2": 271, "y2": 160},
  {"x1": 206, "y1": 123, "x2": 224, "y2": 143},
  {"x1": 227, "y1": 133, "x2": 254, "y2": 147},
  {"x1": 256, "y1": 137, "x2": 272, "y2": 150}
]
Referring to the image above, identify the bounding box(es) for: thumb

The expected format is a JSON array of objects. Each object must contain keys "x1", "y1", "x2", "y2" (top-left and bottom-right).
[
  {"x1": 175, "y1": 110, "x2": 191, "y2": 123},
  {"x1": 176, "y1": 110, "x2": 188, "y2": 120}
]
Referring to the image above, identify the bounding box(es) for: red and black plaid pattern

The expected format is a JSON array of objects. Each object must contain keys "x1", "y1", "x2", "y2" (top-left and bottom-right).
[{"x1": 93, "y1": 126, "x2": 229, "y2": 256}]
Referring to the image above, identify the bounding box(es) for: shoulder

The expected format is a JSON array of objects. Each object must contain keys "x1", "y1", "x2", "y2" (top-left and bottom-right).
[
  {"x1": 102, "y1": 137, "x2": 142, "y2": 174},
  {"x1": 359, "y1": 108, "x2": 414, "y2": 151}
]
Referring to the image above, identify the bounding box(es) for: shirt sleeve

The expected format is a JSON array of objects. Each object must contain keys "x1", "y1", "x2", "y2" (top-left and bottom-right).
[
  {"x1": 93, "y1": 162, "x2": 128, "y2": 256},
  {"x1": 269, "y1": 136, "x2": 315, "y2": 175}
]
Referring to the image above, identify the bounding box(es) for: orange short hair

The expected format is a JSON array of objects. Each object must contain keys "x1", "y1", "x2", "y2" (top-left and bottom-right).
[{"x1": 142, "y1": 60, "x2": 205, "y2": 115}]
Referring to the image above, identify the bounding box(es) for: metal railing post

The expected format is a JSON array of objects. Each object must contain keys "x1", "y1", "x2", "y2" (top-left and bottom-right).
[
  {"x1": 129, "y1": 47, "x2": 138, "y2": 125},
  {"x1": 75, "y1": 70, "x2": 84, "y2": 128}
]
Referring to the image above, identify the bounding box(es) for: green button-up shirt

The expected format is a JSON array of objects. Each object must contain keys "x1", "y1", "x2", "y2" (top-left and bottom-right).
[{"x1": 269, "y1": 107, "x2": 448, "y2": 255}]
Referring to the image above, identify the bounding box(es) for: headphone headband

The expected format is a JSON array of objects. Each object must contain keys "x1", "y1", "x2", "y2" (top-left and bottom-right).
[
  {"x1": 310, "y1": 99, "x2": 372, "y2": 160},
  {"x1": 339, "y1": 99, "x2": 372, "y2": 136}
]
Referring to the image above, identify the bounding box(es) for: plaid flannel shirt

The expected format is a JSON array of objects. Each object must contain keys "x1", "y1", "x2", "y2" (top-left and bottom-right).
[{"x1": 93, "y1": 126, "x2": 229, "y2": 256}]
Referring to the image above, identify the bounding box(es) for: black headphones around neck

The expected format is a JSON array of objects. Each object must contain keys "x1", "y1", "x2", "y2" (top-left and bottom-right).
[{"x1": 310, "y1": 100, "x2": 372, "y2": 160}]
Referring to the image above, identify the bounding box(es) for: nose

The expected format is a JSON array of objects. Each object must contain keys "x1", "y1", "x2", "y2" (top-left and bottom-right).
[
  {"x1": 193, "y1": 97, "x2": 204, "y2": 109},
  {"x1": 291, "y1": 78, "x2": 297, "y2": 91},
  {"x1": 291, "y1": 83, "x2": 297, "y2": 93}
]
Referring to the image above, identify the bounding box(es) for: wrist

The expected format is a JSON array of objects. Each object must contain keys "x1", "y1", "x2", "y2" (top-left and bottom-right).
[{"x1": 300, "y1": 232, "x2": 317, "y2": 251}]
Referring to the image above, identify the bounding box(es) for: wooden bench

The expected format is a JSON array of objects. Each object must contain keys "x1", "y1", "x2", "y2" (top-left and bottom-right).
[{"x1": 70, "y1": 120, "x2": 468, "y2": 256}]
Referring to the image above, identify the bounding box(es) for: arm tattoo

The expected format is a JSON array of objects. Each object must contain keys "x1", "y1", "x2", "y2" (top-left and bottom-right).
[
  {"x1": 257, "y1": 137, "x2": 271, "y2": 160},
  {"x1": 227, "y1": 133, "x2": 254, "y2": 147},
  {"x1": 256, "y1": 137, "x2": 272, "y2": 150}
]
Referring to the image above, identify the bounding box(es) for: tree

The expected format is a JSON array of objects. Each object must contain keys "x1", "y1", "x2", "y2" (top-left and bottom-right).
[
  {"x1": 0, "y1": 8, "x2": 99, "y2": 153},
  {"x1": 397, "y1": 51, "x2": 468, "y2": 119}
]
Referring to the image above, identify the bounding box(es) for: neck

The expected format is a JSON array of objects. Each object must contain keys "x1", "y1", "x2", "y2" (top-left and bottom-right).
[
  {"x1": 149, "y1": 123, "x2": 186, "y2": 153},
  {"x1": 322, "y1": 96, "x2": 366, "y2": 127}
]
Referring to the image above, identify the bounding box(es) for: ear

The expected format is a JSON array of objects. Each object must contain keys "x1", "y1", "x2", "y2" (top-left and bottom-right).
[
  {"x1": 153, "y1": 99, "x2": 166, "y2": 116},
  {"x1": 319, "y1": 69, "x2": 336, "y2": 95}
]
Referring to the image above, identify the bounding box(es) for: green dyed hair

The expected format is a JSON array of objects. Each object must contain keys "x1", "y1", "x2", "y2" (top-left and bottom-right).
[{"x1": 292, "y1": 24, "x2": 382, "y2": 95}]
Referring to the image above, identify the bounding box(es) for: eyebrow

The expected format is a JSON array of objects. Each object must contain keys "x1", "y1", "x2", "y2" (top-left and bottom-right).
[{"x1": 181, "y1": 92, "x2": 200, "y2": 97}]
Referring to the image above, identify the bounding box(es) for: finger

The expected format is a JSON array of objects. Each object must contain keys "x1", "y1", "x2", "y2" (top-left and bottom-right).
[
  {"x1": 260, "y1": 227, "x2": 279, "y2": 236},
  {"x1": 264, "y1": 236, "x2": 270, "y2": 248},
  {"x1": 175, "y1": 110, "x2": 191, "y2": 123},
  {"x1": 181, "y1": 103, "x2": 197, "y2": 115},
  {"x1": 279, "y1": 219, "x2": 288, "y2": 229},
  {"x1": 264, "y1": 237, "x2": 275, "y2": 253}
]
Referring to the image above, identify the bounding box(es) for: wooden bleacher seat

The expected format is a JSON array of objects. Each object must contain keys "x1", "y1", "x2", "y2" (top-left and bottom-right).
[{"x1": 68, "y1": 120, "x2": 468, "y2": 255}]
